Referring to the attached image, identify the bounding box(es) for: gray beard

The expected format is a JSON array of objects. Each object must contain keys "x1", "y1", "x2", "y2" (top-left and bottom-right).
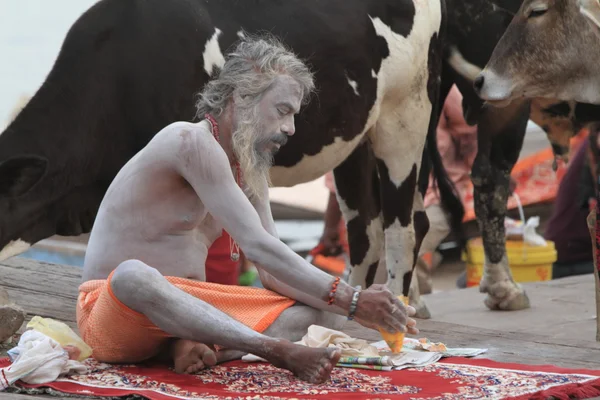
[{"x1": 231, "y1": 108, "x2": 274, "y2": 200}]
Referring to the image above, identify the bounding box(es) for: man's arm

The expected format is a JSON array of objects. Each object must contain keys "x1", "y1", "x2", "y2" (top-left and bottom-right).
[
  {"x1": 169, "y1": 125, "x2": 354, "y2": 315},
  {"x1": 250, "y1": 180, "x2": 351, "y2": 314}
]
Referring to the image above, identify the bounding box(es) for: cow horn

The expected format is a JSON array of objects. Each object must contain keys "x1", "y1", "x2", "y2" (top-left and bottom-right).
[{"x1": 447, "y1": 46, "x2": 483, "y2": 83}]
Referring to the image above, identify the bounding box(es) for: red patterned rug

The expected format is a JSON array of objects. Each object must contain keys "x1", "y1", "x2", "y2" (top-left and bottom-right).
[{"x1": 2, "y1": 357, "x2": 600, "y2": 400}]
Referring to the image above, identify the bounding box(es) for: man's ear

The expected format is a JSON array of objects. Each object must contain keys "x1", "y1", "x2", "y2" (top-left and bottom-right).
[{"x1": 0, "y1": 155, "x2": 48, "y2": 198}]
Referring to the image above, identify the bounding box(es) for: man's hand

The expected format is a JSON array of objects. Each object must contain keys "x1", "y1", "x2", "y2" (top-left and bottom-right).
[
  {"x1": 352, "y1": 284, "x2": 418, "y2": 335},
  {"x1": 316, "y1": 227, "x2": 343, "y2": 256}
]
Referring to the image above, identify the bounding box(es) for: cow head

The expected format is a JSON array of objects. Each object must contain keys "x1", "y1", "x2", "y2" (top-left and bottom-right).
[
  {"x1": 0, "y1": 155, "x2": 49, "y2": 260},
  {"x1": 447, "y1": 46, "x2": 582, "y2": 168},
  {"x1": 474, "y1": 0, "x2": 600, "y2": 106}
]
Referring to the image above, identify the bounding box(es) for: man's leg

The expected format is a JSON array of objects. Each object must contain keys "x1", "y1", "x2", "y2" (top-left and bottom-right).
[
  {"x1": 216, "y1": 304, "x2": 347, "y2": 364},
  {"x1": 110, "y1": 260, "x2": 342, "y2": 383}
]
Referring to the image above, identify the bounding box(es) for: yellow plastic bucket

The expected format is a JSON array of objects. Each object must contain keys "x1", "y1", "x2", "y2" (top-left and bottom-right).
[{"x1": 462, "y1": 237, "x2": 557, "y2": 287}]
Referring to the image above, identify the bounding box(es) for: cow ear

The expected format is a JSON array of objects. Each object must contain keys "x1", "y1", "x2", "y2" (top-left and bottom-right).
[{"x1": 0, "y1": 155, "x2": 48, "y2": 198}]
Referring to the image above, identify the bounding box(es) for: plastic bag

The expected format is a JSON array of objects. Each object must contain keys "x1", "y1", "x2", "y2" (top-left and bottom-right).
[
  {"x1": 2, "y1": 330, "x2": 87, "y2": 390},
  {"x1": 26, "y1": 316, "x2": 92, "y2": 361},
  {"x1": 522, "y1": 216, "x2": 547, "y2": 246},
  {"x1": 504, "y1": 193, "x2": 547, "y2": 247},
  {"x1": 505, "y1": 216, "x2": 547, "y2": 246}
]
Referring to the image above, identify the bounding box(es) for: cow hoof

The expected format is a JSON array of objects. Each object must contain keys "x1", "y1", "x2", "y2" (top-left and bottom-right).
[
  {"x1": 480, "y1": 280, "x2": 530, "y2": 311},
  {"x1": 0, "y1": 304, "x2": 26, "y2": 343},
  {"x1": 410, "y1": 297, "x2": 431, "y2": 319}
]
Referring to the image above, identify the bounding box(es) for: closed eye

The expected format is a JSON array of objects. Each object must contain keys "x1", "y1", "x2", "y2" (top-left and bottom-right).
[
  {"x1": 529, "y1": 8, "x2": 547, "y2": 17},
  {"x1": 527, "y1": 3, "x2": 548, "y2": 18}
]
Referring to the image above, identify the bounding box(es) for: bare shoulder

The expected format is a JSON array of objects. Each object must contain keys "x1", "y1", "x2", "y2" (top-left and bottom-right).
[{"x1": 152, "y1": 120, "x2": 230, "y2": 182}]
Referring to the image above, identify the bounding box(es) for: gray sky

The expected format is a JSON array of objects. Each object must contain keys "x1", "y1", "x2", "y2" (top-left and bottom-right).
[{"x1": 0, "y1": 0, "x2": 98, "y2": 124}]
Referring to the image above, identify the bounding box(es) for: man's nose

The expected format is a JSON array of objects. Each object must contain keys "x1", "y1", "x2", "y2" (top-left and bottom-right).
[{"x1": 281, "y1": 119, "x2": 296, "y2": 136}]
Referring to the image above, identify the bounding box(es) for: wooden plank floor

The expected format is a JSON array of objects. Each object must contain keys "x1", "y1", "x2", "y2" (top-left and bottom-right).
[{"x1": 1, "y1": 256, "x2": 599, "y2": 399}]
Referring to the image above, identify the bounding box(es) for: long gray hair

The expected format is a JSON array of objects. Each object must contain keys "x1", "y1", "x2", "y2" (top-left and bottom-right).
[{"x1": 195, "y1": 33, "x2": 315, "y2": 119}]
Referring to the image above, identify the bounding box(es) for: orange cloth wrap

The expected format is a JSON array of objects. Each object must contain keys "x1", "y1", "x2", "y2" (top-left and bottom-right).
[{"x1": 76, "y1": 271, "x2": 296, "y2": 363}]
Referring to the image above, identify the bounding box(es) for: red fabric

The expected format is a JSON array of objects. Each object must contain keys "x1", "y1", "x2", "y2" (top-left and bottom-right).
[
  {"x1": 205, "y1": 230, "x2": 240, "y2": 286},
  {"x1": 3, "y1": 356, "x2": 600, "y2": 400}
]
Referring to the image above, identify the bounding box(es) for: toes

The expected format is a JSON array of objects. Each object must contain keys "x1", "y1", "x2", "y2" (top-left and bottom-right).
[
  {"x1": 186, "y1": 361, "x2": 205, "y2": 374},
  {"x1": 195, "y1": 362, "x2": 205, "y2": 373},
  {"x1": 327, "y1": 348, "x2": 342, "y2": 364},
  {"x1": 202, "y1": 349, "x2": 217, "y2": 367}
]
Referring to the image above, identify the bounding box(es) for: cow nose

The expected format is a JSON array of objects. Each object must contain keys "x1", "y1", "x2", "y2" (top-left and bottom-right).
[{"x1": 473, "y1": 75, "x2": 485, "y2": 93}]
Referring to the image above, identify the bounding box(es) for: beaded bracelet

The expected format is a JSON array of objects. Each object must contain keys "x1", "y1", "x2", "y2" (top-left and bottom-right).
[
  {"x1": 347, "y1": 285, "x2": 362, "y2": 320},
  {"x1": 327, "y1": 276, "x2": 341, "y2": 305}
]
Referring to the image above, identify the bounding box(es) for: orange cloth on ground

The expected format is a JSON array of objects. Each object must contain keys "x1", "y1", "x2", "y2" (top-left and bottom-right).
[{"x1": 76, "y1": 271, "x2": 296, "y2": 363}]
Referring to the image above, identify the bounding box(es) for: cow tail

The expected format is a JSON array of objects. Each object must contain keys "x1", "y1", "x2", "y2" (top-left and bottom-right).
[{"x1": 427, "y1": 126, "x2": 466, "y2": 252}]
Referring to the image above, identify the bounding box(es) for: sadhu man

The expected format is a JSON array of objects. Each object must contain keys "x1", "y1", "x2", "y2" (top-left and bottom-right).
[{"x1": 77, "y1": 34, "x2": 417, "y2": 384}]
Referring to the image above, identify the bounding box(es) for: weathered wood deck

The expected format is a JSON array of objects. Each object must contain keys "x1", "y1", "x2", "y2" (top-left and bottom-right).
[{"x1": 1, "y1": 256, "x2": 599, "y2": 399}]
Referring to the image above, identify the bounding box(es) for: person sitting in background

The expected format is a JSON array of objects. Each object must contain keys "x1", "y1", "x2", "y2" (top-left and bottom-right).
[
  {"x1": 545, "y1": 133, "x2": 597, "y2": 279},
  {"x1": 309, "y1": 172, "x2": 349, "y2": 276},
  {"x1": 418, "y1": 85, "x2": 479, "y2": 294}
]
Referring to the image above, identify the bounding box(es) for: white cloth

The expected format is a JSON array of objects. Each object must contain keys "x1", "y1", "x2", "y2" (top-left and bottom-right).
[
  {"x1": 296, "y1": 325, "x2": 381, "y2": 357},
  {"x1": 1, "y1": 330, "x2": 87, "y2": 390},
  {"x1": 242, "y1": 325, "x2": 380, "y2": 362}
]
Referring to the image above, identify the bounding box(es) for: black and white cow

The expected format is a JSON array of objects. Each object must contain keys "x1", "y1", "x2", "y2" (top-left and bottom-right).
[
  {"x1": 5, "y1": 0, "x2": 591, "y2": 319},
  {"x1": 0, "y1": 0, "x2": 460, "y2": 317}
]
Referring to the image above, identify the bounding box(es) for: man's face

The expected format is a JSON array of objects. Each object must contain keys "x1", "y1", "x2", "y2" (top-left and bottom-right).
[
  {"x1": 231, "y1": 74, "x2": 303, "y2": 197},
  {"x1": 254, "y1": 74, "x2": 302, "y2": 156}
]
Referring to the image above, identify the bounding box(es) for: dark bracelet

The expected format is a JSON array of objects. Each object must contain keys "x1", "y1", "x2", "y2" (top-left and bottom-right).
[{"x1": 347, "y1": 285, "x2": 362, "y2": 320}]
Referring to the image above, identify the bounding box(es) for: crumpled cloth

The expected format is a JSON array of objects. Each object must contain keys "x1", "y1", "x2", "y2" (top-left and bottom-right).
[
  {"x1": 0, "y1": 330, "x2": 87, "y2": 390},
  {"x1": 242, "y1": 324, "x2": 379, "y2": 362}
]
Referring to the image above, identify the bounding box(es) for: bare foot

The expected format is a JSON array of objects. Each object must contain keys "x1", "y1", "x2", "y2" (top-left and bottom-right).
[
  {"x1": 171, "y1": 339, "x2": 217, "y2": 374},
  {"x1": 268, "y1": 340, "x2": 342, "y2": 384}
]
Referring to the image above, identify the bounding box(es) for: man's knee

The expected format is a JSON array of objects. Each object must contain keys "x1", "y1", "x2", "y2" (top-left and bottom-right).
[{"x1": 110, "y1": 260, "x2": 163, "y2": 307}]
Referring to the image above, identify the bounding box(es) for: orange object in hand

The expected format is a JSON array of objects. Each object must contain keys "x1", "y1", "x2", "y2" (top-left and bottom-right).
[{"x1": 378, "y1": 295, "x2": 409, "y2": 353}]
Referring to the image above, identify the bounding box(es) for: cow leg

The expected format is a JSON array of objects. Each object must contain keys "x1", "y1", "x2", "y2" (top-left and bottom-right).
[
  {"x1": 405, "y1": 59, "x2": 456, "y2": 320},
  {"x1": 407, "y1": 189, "x2": 431, "y2": 318},
  {"x1": 368, "y1": 101, "x2": 432, "y2": 306},
  {"x1": 373, "y1": 188, "x2": 429, "y2": 319},
  {"x1": 333, "y1": 138, "x2": 384, "y2": 289},
  {"x1": 471, "y1": 101, "x2": 531, "y2": 311}
]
